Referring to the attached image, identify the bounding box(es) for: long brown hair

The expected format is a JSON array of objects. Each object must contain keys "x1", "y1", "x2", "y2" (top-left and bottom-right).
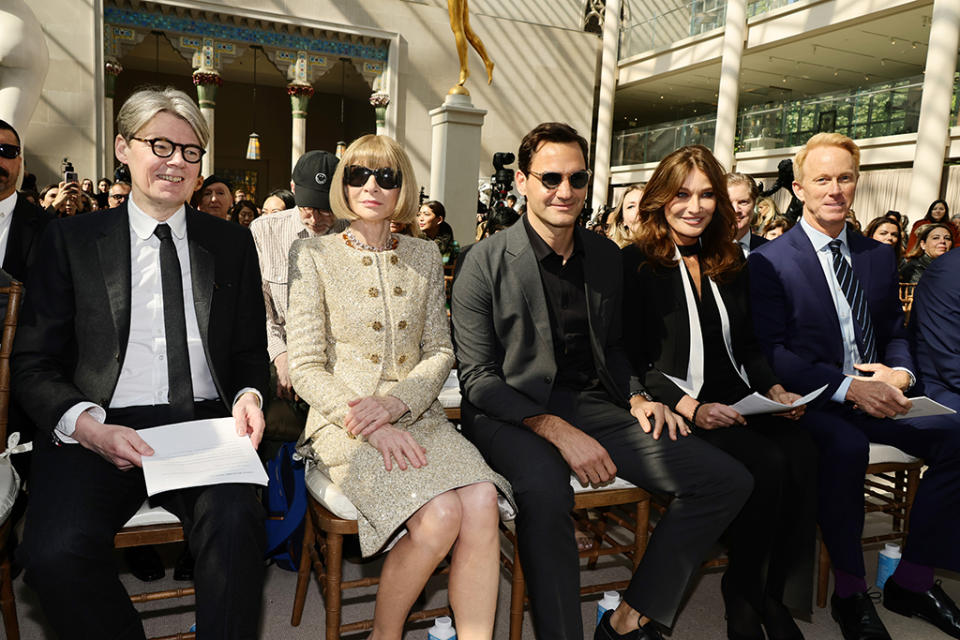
[{"x1": 632, "y1": 145, "x2": 742, "y2": 282}]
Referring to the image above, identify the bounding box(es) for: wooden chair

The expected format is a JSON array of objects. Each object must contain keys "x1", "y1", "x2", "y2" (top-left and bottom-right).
[
  {"x1": 899, "y1": 282, "x2": 916, "y2": 325},
  {"x1": 499, "y1": 478, "x2": 651, "y2": 640},
  {"x1": 0, "y1": 282, "x2": 24, "y2": 640},
  {"x1": 113, "y1": 503, "x2": 195, "y2": 640},
  {"x1": 815, "y1": 443, "x2": 923, "y2": 608},
  {"x1": 290, "y1": 465, "x2": 453, "y2": 639}
]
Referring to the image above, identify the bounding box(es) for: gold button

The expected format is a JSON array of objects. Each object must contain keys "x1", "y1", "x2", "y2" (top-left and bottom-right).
[
  {"x1": 362, "y1": 256, "x2": 373, "y2": 266},
  {"x1": 368, "y1": 287, "x2": 379, "y2": 297},
  {"x1": 393, "y1": 286, "x2": 404, "y2": 296},
  {"x1": 370, "y1": 354, "x2": 380, "y2": 364},
  {"x1": 397, "y1": 320, "x2": 407, "y2": 330},
  {"x1": 390, "y1": 255, "x2": 399, "y2": 265},
  {"x1": 372, "y1": 321, "x2": 382, "y2": 331},
  {"x1": 398, "y1": 355, "x2": 407, "y2": 364}
]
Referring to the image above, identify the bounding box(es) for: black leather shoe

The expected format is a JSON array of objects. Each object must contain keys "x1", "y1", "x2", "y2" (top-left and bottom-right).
[
  {"x1": 830, "y1": 591, "x2": 891, "y2": 640},
  {"x1": 884, "y1": 579, "x2": 960, "y2": 639},
  {"x1": 173, "y1": 546, "x2": 194, "y2": 581},
  {"x1": 124, "y1": 546, "x2": 164, "y2": 582},
  {"x1": 761, "y1": 595, "x2": 804, "y2": 640},
  {"x1": 594, "y1": 609, "x2": 664, "y2": 640}
]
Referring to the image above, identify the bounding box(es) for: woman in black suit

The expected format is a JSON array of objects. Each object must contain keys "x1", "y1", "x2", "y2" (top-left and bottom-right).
[{"x1": 622, "y1": 145, "x2": 817, "y2": 640}]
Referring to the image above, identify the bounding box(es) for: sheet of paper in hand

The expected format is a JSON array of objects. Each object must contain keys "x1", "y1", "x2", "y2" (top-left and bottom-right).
[
  {"x1": 729, "y1": 385, "x2": 829, "y2": 416},
  {"x1": 138, "y1": 417, "x2": 268, "y2": 496},
  {"x1": 893, "y1": 396, "x2": 958, "y2": 421}
]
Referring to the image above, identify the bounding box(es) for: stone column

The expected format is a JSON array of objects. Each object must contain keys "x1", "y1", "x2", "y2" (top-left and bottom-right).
[
  {"x1": 103, "y1": 59, "x2": 122, "y2": 176},
  {"x1": 906, "y1": 0, "x2": 960, "y2": 223},
  {"x1": 371, "y1": 91, "x2": 390, "y2": 136},
  {"x1": 713, "y1": 0, "x2": 748, "y2": 171},
  {"x1": 591, "y1": 0, "x2": 622, "y2": 216},
  {"x1": 429, "y1": 93, "x2": 487, "y2": 246},
  {"x1": 288, "y1": 83, "x2": 313, "y2": 171},
  {"x1": 193, "y1": 70, "x2": 219, "y2": 177}
]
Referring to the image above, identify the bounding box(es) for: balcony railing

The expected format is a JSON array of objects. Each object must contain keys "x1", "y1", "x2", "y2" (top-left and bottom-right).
[{"x1": 612, "y1": 115, "x2": 717, "y2": 166}]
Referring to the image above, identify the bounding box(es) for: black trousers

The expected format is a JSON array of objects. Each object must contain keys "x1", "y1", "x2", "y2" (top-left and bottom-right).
[
  {"x1": 695, "y1": 415, "x2": 818, "y2": 613},
  {"x1": 18, "y1": 403, "x2": 266, "y2": 640},
  {"x1": 461, "y1": 386, "x2": 753, "y2": 638},
  {"x1": 798, "y1": 404, "x2": 960, "y2": 578}
]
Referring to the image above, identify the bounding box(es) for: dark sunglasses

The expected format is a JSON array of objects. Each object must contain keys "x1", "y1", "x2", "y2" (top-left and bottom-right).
[
  {"x1": 0, "y1": 144, "x2": 21, "y2": 160},
  {"x1": 345, "y1": 165, "x2": 402, "y2": 190},
  {"x1": 527, "y1": 169, "x2": 591, "y2": 190},
  {"x1": 109, "y1": 193, "x2": 129, "y2": 202}
]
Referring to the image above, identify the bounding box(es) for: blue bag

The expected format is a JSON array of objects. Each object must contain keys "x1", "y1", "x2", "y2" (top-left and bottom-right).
[{"x1": 263, "y1": 441, "x2": 307, "y2": 571}]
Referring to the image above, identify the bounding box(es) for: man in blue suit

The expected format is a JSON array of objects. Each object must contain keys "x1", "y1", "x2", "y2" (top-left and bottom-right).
[
  {"x1": 749, "y1": 133, "x2": 960, "y2": 640},
  {"x1": 911, "y1": 248, "x2": 960, "y2": 413}
]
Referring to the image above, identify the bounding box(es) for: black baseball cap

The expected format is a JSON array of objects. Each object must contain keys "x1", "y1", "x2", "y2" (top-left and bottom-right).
[{"x1": 292, "y1": 150, "x2": 338, "y2": 211}]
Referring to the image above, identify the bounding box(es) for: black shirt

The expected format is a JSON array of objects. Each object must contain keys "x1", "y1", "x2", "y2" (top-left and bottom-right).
[{"x1": 523, "y1": 215, "x2": 598, "y2": 389}]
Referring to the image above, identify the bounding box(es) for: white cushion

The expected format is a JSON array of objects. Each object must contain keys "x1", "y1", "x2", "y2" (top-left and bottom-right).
[
  {"x1": 868, "y1": 443, "x2": 919, "y2": 465},
  {"x1": 122, "y1": 501, "x2": 181, "y2": 528},
  {"x1": 438, "y1": 370, "x2": 462, "y2": 409},
  {"x1": 305, "y1": 462, "x2": 360, "y2": 520},
  {"x1": 570, "y1": 474, "x2": 638, "y2": 494},
  {"x1": 0, "y1": 457, "x2": 18, "y2": 524}
]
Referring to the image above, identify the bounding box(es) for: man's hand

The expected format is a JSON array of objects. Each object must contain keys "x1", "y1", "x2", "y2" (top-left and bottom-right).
[
  {"x1": 766, "y1": 384, "x2": 806, "y2": 420},
  {"x1": 72, "y1": 411, "x2": 154, "y2": 471},
  {"x1": 694, "y1": 403, "x2": 746, "y2": 430},
  {"x1": 345, "y1": 395, "x2": 409, "y2": 438},
  {"x1": 234, "y1": 392, "x2": 266, "y2": 449},
  {"x1": 366, "y1": 425, "x2": 426, "y2": 471},
  {"x1": 523, "y1": 414, "x2": 616, "y2": 486},
  {"x1": 274, "y1": 352, "x2": 297, "y2": 401},
  {"x1": 846, "y1": 378, "x2": 912, "y2": 418},
  {"x1": 851, "y1": 363, "x2": 912, "y2": 391},
  {"x1": 629, "y1": 396, "x2": 689, "y2": 440}
]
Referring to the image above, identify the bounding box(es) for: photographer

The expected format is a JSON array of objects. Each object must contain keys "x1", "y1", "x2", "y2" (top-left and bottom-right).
[{"x1": 43, "y1": 180, "x2": 81, "y2": 217}]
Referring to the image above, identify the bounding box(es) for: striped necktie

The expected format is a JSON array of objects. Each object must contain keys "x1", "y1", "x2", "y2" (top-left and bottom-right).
[{"x1": 828, "y1": 239, "x2": 878, "y2": 364}]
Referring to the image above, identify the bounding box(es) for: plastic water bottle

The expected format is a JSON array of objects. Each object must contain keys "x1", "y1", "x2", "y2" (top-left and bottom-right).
[
  {"x1": 427, "y1": 616, "x2": 457, "y2": 640},
  {"x1": 876, "y1": 543, "x2": 902, "y2": 589},
  {"x1": 597, "y1": 591, "x2": 621, "y2": 626}
]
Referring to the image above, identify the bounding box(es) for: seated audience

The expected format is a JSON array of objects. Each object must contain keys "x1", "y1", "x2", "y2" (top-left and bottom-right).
[
  {"x1": 451, "y1": 121, "x2": 751, "y2": 640},
  {"x1": 727, "y1": 172, "x2": 767, "y2": 257},
  {"x1": 624, "y1": 145, "x2": 816, "y2": 640},
  {"x1": 196, "y1": 174, "x2": 233, "y2": 220},
  {"x1": 865, "y1": 215, "x2": 903, "y2": 261},
  {"x1": 749, "y1": 132, "x2": 960, "y2": 640},
  {"x1": 762, "y1": 217, "x2": 790, "y2": 240},
  {"x1": 261, "y1": 187, "x2": 295, "y2": 215},
  {"x1": 606, "y1": 184, "x2": 642, "y2": 248},
  {"x1": 899, "y1": 222, "x2": 953, "y2": 284},
  {"x1": 287, "y1": 134, "x2": 513, "y2": 639},
  {"x1": 911, "y1": 247, "x2": 960, "y2": 413},
  {"x1": 230, "y1": 199, "x2": 258, "y2": 227},
  {"x1": 418, "y1": 199, "x2": 457, "y2": 263},
  {"x1": 11, "y1": 86, "x2": 268, "y2": 639},
  {"x1": 906, "y1": 199, "x2": 958, "y2": 252}
]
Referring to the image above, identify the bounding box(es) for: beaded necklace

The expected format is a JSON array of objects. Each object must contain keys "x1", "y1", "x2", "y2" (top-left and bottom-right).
[{"x1": 343, "y1": 227, "x2": 398, "y2": 252}]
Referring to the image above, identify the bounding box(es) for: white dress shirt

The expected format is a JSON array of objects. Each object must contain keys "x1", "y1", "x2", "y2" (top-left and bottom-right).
[
  {"x1": 0, "y1": 191, "x2": 18, "y2": 268},
  {"x1": 799, "y1": 218, "x2": 913, "y2": 403},
  {"x1": 57, "y1": 198, "x2": 258, "y2": 440}
]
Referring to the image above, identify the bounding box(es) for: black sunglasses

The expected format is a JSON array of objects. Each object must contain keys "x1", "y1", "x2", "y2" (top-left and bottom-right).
[
  {"x1": 0, "y1": 144, "x2": 21, "y2": 160},
  {"x1": 345, "y1": 165, "x2": 402, "y2": 190},
  {"x1": 527, "y1": 169, "x2": 591, "y2": 190}
]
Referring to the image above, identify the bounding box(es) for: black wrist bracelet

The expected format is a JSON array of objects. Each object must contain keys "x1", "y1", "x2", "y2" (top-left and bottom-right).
[{"x1": 691, "y1": 402, "x2": 704, "y2": 427}]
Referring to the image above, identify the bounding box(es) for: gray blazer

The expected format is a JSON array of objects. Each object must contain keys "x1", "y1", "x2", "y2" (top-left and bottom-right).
[{"x1": 451, "y1": 220, "x2": 645, "y2": 428}]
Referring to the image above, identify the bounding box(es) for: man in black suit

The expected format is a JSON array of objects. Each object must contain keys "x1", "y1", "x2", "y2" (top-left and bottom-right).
[
  {"x1": 12, "y1": 87, "x2": 268, "y2": 640},
  {"x1": 0, "y1": 119, "x2": 50, "y2": 284},
  {"x1": 451, "y1": 122, "x2": 752, "y2": 640},
  {"x1": 727, "y1": 172, "x2": 767, "y2": 257}
]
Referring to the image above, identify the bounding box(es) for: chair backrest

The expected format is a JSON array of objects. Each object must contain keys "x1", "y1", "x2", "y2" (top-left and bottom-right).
[{"x1": 0, "y1": 282, "x2": 24, "y2": 453}]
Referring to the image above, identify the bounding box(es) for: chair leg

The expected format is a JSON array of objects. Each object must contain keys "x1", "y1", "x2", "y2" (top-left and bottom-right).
[
  {"x1": 817, "y1": 540, "x2": 830, "y2": 609},
  {"x1": 509, "y1": 531, "x2": 525, "y2": 640},
  {"x1": 0, "y1": 519, "x2": 18, "y2": 640},
  {"x1": 291, "y1": 507, "x2": 316, "y2": 626},
  {"x1": 324, "y1": 530, "x2": 344, "y2": 640}
]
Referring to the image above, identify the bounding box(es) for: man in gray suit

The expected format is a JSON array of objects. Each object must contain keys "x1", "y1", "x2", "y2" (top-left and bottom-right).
[{"x1": 451, "y1": 122, "x2": 752, "y2": 640}]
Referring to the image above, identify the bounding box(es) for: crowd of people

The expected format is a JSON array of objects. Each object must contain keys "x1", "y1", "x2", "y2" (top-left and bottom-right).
[{"x1": 2, "y1": 85, "x2": 960, "y2": 640}]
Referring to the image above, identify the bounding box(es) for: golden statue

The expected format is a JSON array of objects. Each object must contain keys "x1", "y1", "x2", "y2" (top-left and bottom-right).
[{"x1": 447, "y1": 0, "x2": 494, "y2": 95}]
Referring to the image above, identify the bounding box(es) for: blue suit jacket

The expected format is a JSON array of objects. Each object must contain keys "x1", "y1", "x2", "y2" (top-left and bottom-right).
[
  {"x1": 747, "y1": 224, "x2": 912, "y2": 405},
  {"x1": 910, "y1": 248, "x2": 960, "y2": 409}
]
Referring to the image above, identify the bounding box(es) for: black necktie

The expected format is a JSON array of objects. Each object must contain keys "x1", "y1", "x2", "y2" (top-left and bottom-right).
[
  {"x1": 154, "y1": 223, "x2": 195, "y2": 421},
  {"x1": 828, "y1": 239, "x2": 878, "y2": 364}
]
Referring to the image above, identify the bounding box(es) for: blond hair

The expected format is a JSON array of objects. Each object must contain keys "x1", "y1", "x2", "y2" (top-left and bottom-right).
[
  {"x1": 329, "y1": 135, "x2": 418, "y2": 224},
  {"x1": 606, "y1": 185, "x2": 643, "y2": 248},
  {"x1": 116, "y1": 87, "x2": 209, "y2": 147},
  {"x1": 793, "y1": 132, "x2": 860, "y2": 183}
]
